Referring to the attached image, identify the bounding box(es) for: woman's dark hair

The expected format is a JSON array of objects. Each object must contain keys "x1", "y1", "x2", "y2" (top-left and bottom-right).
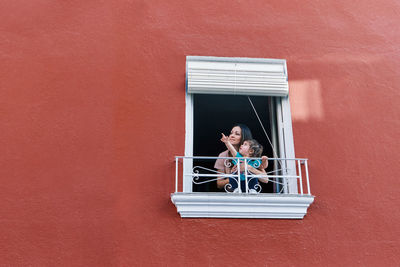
[{"x1": 232, "y1": 123, "x2": 253, "y2": 145}]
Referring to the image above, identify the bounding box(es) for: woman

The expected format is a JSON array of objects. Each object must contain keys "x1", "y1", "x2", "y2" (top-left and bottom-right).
[{"x1": 214, "y1": 123, "x2": 268, "y2": 190}]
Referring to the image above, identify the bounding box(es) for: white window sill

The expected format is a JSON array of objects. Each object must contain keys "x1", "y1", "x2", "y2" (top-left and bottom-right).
[{"x1": 171, "y1": 193, "x2": 314, "y2": 219}]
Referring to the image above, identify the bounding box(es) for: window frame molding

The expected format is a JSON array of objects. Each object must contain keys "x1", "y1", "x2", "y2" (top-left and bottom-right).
[
  {"x1": 172, "y1": 56, "x2": 314, "y2": 219},
  {"x1": 171, "y1": 193, "x2": 314, "y2": 219},
  {"x1": 184, "y1": 56, "x2": 298, "y2": 194}
]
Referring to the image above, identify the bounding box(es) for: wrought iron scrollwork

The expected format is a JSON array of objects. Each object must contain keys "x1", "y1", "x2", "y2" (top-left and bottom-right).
[
  {"x1": 192, "y1": 166, "x2": 227, "y2": 185},
  {"x1": 223, "y1": 159, "x2": 233, "y2": 168},
  {"x1": 190, "y1": 159, "x2": 293, "y2": 194}
]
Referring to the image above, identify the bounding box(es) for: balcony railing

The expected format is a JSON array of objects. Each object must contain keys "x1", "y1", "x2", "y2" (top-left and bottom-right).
[
  {"x1": 174, "y1": 156, "x2": 311, "y2": 195},
  {"x1": 171, "y1": 156, "x2": 314, "y2": 218}
]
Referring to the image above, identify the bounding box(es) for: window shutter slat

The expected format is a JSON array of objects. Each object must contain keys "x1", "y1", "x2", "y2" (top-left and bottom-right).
[{"x1": 186, "y1": 56, "x2": 289, "y2": 96}]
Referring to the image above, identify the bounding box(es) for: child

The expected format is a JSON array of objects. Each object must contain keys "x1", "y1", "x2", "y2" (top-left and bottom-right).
[{"x1": 220, "y1": 133, "x2": 264, "y2": 193}]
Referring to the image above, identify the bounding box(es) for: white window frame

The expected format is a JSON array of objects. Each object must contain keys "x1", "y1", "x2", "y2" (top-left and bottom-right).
[
  {"x1": 171, "y1": 56, "x2": 314, "y2": 219},
  {"x1": 183, "y1": 56, "x2": 297, "y2": 194}
]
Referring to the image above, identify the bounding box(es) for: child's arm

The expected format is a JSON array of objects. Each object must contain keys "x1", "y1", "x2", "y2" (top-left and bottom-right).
[{"x1": 220, "y1": 133, "x2": 238, "y2": 157}]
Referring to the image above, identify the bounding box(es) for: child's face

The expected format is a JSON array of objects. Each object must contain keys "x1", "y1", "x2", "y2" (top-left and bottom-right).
[{"x1": 239, "y1": 141, "x2": 253, "y2": 157}]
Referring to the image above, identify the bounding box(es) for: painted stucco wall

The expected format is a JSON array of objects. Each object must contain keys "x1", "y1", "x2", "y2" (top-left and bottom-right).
[{"x1": 1, "y1": 0, "x2": 399, "y2": 266}]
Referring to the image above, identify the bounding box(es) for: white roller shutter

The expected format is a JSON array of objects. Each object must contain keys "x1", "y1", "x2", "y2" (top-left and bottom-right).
[{"x1": 186, "y1": 56, "x2": 288, "y2": 96}]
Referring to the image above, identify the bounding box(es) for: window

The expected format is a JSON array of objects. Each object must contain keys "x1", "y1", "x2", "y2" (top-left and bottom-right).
[
  {"x1": 192, "y1": 94, "x2": 275, "y2": 193},
  {"x1": 171, "y1": 56, "x2": 314, "y2": 219}
]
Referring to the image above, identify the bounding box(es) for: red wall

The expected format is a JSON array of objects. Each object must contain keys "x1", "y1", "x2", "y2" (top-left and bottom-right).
[{"x1": 1, "y1": 0, "x2": 399, "y2": 266}]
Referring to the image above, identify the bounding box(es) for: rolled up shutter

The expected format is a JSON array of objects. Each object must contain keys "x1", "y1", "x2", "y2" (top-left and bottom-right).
[{"x1": 186, "y1": 56, "x2": 288, "y2": 96}]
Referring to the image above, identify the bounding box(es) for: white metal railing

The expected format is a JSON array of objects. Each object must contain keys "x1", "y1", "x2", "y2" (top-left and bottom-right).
[{"x1": 174, "y1": 156, "x2": 311, "y2": 195}]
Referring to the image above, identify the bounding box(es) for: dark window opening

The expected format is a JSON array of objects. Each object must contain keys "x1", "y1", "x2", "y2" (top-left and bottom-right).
[{"x1": 193, "y1": 94, "x2": 275, "y2": 193}]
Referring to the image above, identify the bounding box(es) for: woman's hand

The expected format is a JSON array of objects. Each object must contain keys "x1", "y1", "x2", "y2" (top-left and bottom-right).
[
  {"x1": 231, "y1": 165, "x2": 238, "y2": 173},
  {"x1": 231, "y1": 163, "x2": 247, "y2": 173},
  {"x1": 248, "y1": 165, "x2": 269, "y2": 183},
  {"x1": 260, "y1": 156, "x2": 269, "y2": 170},
  {"x1": 232, "y1": 164, "x2": 269, "y2": 183}
]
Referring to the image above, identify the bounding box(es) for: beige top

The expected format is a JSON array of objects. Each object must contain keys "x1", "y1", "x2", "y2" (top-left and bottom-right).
[{"x1": 214, "y1": 150, "x2": 230, "y2": 171}]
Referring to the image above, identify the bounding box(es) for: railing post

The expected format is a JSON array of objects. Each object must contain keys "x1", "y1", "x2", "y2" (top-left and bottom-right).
[
  {"x1": 175, "y1": 157, "x2": 179, "y2": 193},
  {"x1": 282, "y1": 159, "x2": 288, "y2": 194},
  {"x1": 237, "y1": 158, "x2": 241, "y2": 193},
  {"x1": 244, "y1": 159, "x2": 249, "y2": 193},
  {"x1": 304, "y1": 159, "x2": 311, "y2": 195},
  {"x1": 297, "y1": 160, "x2": 303, "y2": 195}
]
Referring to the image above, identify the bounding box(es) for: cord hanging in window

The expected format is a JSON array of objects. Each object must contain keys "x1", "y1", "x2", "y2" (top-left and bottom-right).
[{"x1": 247, "y1": 96, "x2": 284, "y2": 169}]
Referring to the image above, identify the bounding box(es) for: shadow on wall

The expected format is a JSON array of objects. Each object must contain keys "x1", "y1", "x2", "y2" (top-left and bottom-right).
[
  {"x1": 289, "y1": 80, "x2": 324, "y2": 122},
  {"x1": 287, "y1": 52, "x2": 398, "y2": 124}
]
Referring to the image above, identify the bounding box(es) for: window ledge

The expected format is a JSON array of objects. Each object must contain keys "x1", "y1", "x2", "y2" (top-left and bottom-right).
[{"x1": 171, "y1": 193, "x2": 314, "y2": 219}]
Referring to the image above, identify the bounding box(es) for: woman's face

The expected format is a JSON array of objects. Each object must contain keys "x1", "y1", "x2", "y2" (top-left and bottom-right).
[{"x1": 229, "y1": 126, "x2": 242, "y2": 146}]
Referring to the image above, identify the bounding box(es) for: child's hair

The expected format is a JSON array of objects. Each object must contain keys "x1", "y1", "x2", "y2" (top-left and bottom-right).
[{"x1": 246, "y1": 139, "x2": 263, "y2": 157}]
